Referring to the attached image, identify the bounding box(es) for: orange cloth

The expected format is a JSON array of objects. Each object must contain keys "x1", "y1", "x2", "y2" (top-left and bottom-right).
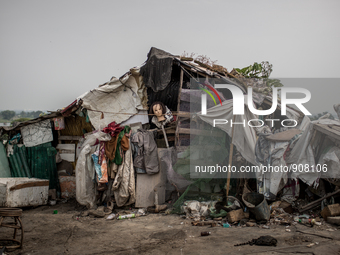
[{"x1": 121, "y1": 136, "x2": 130, "y2": 151}]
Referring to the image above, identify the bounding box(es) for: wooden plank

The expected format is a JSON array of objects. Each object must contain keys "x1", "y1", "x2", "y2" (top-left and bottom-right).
[
  {"x1": 178, "y1": 128, "x2": 224, "y2": 137},
  {"x1": 175, "y1": 68, "x2": 184, "y2": 147},
  {"x1": 154, "y1": 127, "x2": 176, "y2": 134},
  {"x1": 299, "y1": 189, "x2": 340, "y2": 212},
  {"x1": 60, "y1": 154, "x2": 75, "y2": 162},
  {"x1": 173, "y1": 111, "x2": 191, "y2": 118},
  {"x1": 9, "y1": 180, "x2": 50, "y2": 191},
  {"x1": 314, "y1": 124, "x2": 340, "y2": 142},
  {"x1": 58, "y1": 136, "x2": 82, "y2": 141},
  {"x1": 327, "y1": 216, "x2": 340, "y2": 225},
  {"x1": 56, "y1": 144, "x2": 75, "y2": 151},
  {"x1": 176, "y1": 145, "x2": 221, "y2": 151},
  {"x1": 176, "y1": 158, "x2": 207, "y2": 165}
]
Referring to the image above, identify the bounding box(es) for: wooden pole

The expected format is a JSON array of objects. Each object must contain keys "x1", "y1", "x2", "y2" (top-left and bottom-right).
[
  {"x1": 161, "y1": 125, "x2": 169, "y2": 148},
  {"x1": 226, "y1": 115, "x2": 236, "y2": 203},
  {"x1": 175, "y1": 68, "x2": 184, "y2": 147}
]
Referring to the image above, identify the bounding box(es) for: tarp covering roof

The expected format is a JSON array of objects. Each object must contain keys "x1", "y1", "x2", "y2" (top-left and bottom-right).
[{"x1": 77, "y1": 67, "x2": 148, "y2": 130}]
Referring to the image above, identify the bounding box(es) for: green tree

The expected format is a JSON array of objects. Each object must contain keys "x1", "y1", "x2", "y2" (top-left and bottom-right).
[
  {"x1": 32, "y1": 111, "x2": 44, "y2": 118},
  {"x1": 20, "y1": 111, "x2": 27, "y2": 118},
  {"x1": 1, "y1": 110, "x2": 15, "y2": 120}
]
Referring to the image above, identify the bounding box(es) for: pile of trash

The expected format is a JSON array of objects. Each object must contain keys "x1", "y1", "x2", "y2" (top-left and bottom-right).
[{"x1": 178, "y1": 191, "x2": 340, "y2": 230}]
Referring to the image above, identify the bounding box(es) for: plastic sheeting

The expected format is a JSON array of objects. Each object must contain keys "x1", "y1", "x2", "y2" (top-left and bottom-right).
[
  {"x1": 75, "y1": 131, "x2": 111, "y2": 208},
  {"x1": 78, "y1": 67, "x2": 148, "y2": 130},
  {"x1": 140, "y1": 47, "x2": 174, "y2": 92},
  {"x1": 319, "y1": 146, "x2": 340, "y2": 179},
  {"x1": 286, "y1": 118, "x2": 338, "y2": 187},
  {"x1": 158, "y1": 147, "x2": 192, "y2": 192},
  {"x1": 197, "y1": 96, "x2": 259, "y2": 165},
  {"x1": 21, "y1": 119, "x2": 53, "y2": 147},
  {"x1": 0, "y1": 143, "x2": 11, "y2": 177},
  {"x1": 257, "y1": 141, "x2": 289, "y2": 199},
  {"x1": 256, "y1": 117, "x2": 311, "y2": 198},
  {"x1": 198, "y1": 96, "x2": 309, "y2": 198}
]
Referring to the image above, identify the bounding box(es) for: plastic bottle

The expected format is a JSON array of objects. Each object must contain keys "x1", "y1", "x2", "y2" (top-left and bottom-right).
[
  {"x1": 117, "y1": 213, "x2": 136, "y2": 220},
  {"x1": 106, "y1": 213, "x2": 116, "y2": 220},
  {"x1": 201, "y1": 232, "x2": 211, "y2": 236},
  {"x1": 223, "y1": 223, "x2": 231, "y2": 228},
  {"x1": 299, "y1": 218, "x2": 310, "y2": 224},
  {"x1": 311, "y1": 219, "x2": 321, "y2": 226}
]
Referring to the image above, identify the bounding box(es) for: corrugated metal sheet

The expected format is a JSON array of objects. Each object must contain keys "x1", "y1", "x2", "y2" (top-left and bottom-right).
[
  {"x1": 27, "y1": 142, "x2": 58, "y2": 190},
  {"x1": 8, "y1": 145, "x2": 31, "y2": 178},
  {"x1": 8, "y1": 143, "x2": 58, "y2": 190},
  {"x1": 0, "y1": 143, "x2": 11, "y2": 177}
]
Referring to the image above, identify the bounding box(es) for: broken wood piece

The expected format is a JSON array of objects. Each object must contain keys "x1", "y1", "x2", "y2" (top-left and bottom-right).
[
  {"x1": 191, "y1": 221, "x2": 217, "y2": 227},
  {"x1": 299, "y1": 189, "x2": 340, "y2": 212},
  {"x1": 9, "y1": 180, "x2": 50, "y2": 191},
  {"x1": 321, "y1": 204, "x2": 340, "y2": 221},
  {"x1": 327, "y1": 216, "x2": 340, "y2": 225},
  {"x1": 154, "y1": 205, "x2": 167, "y2": 213}
]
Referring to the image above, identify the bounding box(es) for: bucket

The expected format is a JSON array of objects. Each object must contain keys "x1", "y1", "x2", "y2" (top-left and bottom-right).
[{"x1": 242, "y1": 193, "x2": 270, "y2": 221}]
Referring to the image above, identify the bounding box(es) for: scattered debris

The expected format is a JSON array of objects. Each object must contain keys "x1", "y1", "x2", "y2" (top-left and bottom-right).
[{"x1": 234, "y1": 236, "x2": 277, "y2": 247}]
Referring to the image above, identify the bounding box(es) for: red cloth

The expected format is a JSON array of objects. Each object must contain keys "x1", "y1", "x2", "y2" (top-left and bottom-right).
[{"x1": 102, "y1": 121, "x2": 124, "y2": 137}]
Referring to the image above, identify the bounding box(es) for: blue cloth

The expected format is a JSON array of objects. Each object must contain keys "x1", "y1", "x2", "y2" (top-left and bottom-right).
[{"x1": 91, "y1": 154, "x2": 102, "y2": 180}]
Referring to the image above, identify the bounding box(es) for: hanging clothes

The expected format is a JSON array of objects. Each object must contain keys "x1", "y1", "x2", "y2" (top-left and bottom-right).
[
  {"x1": 112, "y1": 141, "x2": 135, "y2": 207},
  {"x1": 105, "y1": 136, "x2": 119, "y2": 161},
  {"x1": 131, "y1": 129, "x2": 159, "y2": 174},
  {"x1": 131, "y1": 142, "x2": 146, "y2": 173},
  {"x1": 112, "y1": 126, "x2": 131, "y2": 165}
]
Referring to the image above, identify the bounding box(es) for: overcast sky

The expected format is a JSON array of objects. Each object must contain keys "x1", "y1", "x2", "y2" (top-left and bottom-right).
[{"x1": 0, "y1": 0, "x2": 339, "y2": 114}]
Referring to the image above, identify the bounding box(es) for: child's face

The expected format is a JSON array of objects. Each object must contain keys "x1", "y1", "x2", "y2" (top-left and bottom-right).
[{"x1": 153, "y1": 104, "x2": 163, "y2": 117}]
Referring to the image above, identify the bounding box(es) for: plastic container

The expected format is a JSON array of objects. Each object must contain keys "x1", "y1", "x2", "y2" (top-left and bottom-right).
[
  {"x1": 242, "y1": 193, "x2": 270, "y2": 221},
  {"x1": 49, "y1": 200, "x2": 56, "y2": 206}
]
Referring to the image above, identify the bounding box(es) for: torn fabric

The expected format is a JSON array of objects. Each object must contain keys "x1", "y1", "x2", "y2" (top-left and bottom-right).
[{"x1": 78, "y1": 67, "x2": 148, "y2": 130}]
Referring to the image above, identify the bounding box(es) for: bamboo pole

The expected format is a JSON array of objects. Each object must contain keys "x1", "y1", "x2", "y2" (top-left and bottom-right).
[{"x1": 226, "y1": 115, "x2": 236, "y2": 203}]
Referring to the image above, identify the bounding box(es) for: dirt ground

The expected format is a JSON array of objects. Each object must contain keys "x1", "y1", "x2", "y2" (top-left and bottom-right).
[{"x1": 1, "y1": 200, "x2": 340, "y2": 255}]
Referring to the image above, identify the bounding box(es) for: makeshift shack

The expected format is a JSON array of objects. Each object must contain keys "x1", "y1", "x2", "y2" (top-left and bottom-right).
[{"x1": 1, "y1": 47, "x2": 340, "y2": 227}]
